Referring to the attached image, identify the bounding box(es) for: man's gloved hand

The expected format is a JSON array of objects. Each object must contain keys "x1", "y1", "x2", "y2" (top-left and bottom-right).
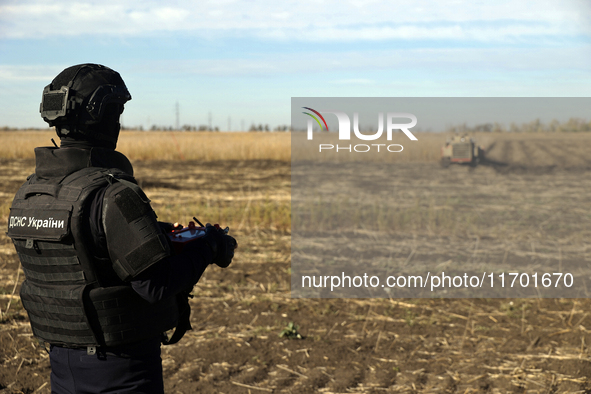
[
  {"x1": 202, "y1": 224, "x2": 237, "y2": 268},
  {"x1": 158, "y1": 221, "x2": 183, "y2": 234},
  {"x1": 158, "y1": 221, "x2": 175, "y2": 234}
]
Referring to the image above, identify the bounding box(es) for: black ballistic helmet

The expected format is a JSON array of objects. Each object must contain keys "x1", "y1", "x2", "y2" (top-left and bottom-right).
[{"x1": 40, "y1": 64, "x2": 131, "y2": 146}]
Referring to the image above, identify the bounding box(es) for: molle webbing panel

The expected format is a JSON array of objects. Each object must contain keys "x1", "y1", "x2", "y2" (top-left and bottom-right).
[
  {"x1": 89, "y1": 286, "x2": 178, "y2": 347},
  {"x1": 19, "y1": 280, "x2": 97, "y2": 346},
  {"x1": 20, "y1": 270, "x2": 85, "y2": 283},
  {"x1": 14, "y1": 240, "x2": 86, "y2": 285},
  {"x1": 28, "y1": 312, "x2": 89, "y2": 330},
  {"x1": 17, "y1": 253, "x2": 80, "y2": 267},
  {"x1": 14, "y1": 238, "x2": 96, "y2": 346}
]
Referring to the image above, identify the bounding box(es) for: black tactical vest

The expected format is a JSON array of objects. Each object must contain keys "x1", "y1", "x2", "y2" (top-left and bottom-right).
[{"x1": 7, "y1": 147, "x2": 178, "y2": 348}]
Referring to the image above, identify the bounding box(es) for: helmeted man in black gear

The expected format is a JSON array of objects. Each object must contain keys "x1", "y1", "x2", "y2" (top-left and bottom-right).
[{"x1": 7, "y1": 64, "x2": 237, "y2": 394}]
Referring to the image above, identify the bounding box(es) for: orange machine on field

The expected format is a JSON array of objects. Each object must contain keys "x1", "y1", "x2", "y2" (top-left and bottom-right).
[{"x1": 440, "y1": 134, "x2": 484, "y2": 167}]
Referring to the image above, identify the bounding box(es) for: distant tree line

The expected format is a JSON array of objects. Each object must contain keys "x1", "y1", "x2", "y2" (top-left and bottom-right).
[
  {"x1": 248, "y1": 124, "x2": 290, "y2": 132},
  {"x1": 0, "y1": 126, "x2": 51, "y2": 131},
  {"x1": 5, "y1": 119, "x2": 591, "y2": 134},
  {"x1": 125, "y1": 125, "x2": 221, "y2": 132},
  {"x1": 118, "y1": 124, "x2": 291, "y2": 132},
  {"x1": 446, "y1": 118, "x2": 591, "y2": 134}
]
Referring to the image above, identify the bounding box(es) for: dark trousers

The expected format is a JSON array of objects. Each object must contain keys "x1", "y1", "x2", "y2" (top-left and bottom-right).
[{"x1": 49, "y1": 339, "x2": 164, "y2": 394}]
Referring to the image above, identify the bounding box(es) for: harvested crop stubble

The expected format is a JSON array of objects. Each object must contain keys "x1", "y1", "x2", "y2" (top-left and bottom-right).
[{"x1": 2, "y1": 131, "x2": 591, "y2": 393}]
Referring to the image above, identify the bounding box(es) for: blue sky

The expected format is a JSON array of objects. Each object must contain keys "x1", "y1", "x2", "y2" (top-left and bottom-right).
[{"x1": 1, "y1": 0, "x2": 590, "y2": 130}]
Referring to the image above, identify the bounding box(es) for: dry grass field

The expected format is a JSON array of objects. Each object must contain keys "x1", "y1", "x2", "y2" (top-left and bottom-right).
[
  {"x1": 1, "y1": 130, "x2": 591, "y2": 393},
  {"x1": 0, "y1": 130, "x2": 291, "y2": 161}
]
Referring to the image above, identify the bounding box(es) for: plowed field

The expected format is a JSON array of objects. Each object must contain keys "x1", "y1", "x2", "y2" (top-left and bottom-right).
[{"x1": 2, "y1": 133, "x2": 591, "y2": 393}]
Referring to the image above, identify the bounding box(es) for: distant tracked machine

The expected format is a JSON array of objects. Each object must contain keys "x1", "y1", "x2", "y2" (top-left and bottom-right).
[{"x1": 440, "y1": 134, "x2": 484, "y2": 167}]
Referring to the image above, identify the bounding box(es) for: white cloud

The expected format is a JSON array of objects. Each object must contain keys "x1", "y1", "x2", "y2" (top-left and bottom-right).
[
  {"x1": 102, "y1": 45, "x2": 590, "y2": 81},
  {"x1": 0, "y1": 45, "x2": 588, "y2": 88},
  {"x1": 0, "y1": 65, "x2": 57, "y2": 81},
  {"x1": 0, "y1": 0, "x2": 588, "y2": 41},
  {"x1": 258, "y1": 24, "x2": 573, "y2": 42}
]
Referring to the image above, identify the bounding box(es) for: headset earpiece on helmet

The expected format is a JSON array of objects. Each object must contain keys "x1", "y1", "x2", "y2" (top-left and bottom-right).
[{"x1": 85, "y1": 85, "x2": 130, "y2": 122}]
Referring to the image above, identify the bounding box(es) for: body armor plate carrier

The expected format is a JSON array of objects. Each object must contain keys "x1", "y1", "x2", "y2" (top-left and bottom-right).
[{"x1": 7, "y1": 163, "x2": 178, "y2": 348}]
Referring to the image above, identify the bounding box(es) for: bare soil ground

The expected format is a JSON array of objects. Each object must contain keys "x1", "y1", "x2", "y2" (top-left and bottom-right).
[{"x1": 2, "y1": 135, "x2": 591, "y2": 393}]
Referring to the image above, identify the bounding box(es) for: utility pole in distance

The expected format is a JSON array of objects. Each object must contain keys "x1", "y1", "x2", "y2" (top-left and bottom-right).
[{"x1": 175, "y1": 101, "x2": 179, "y2": 130}]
